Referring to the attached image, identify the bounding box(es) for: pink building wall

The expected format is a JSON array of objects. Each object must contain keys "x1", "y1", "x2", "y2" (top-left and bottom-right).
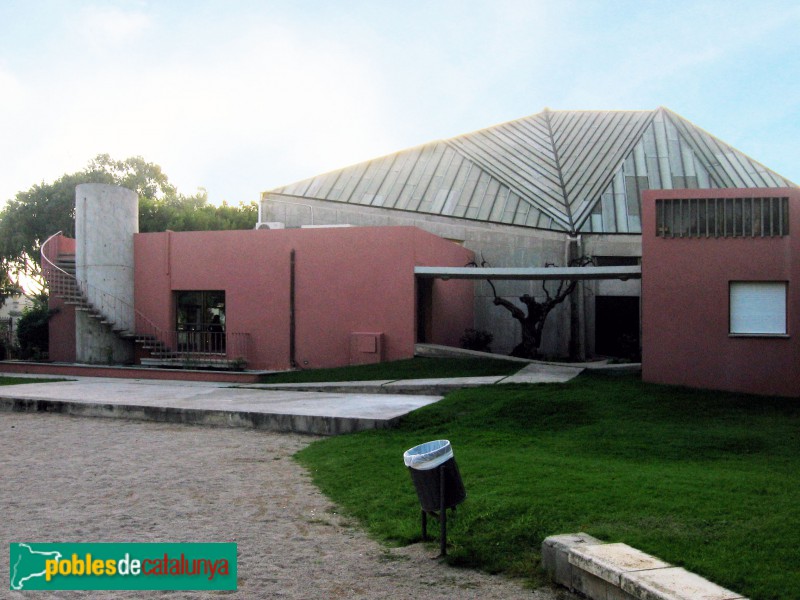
[
  {"x1": 48, "y1": 234, "x2": 76, "y2": 362},
  {"x1": 642, "y1": 188, "x2": 800, "y2": 397},
  {"x1": 135, "y1": 226, "x2": 473, "y2": 371}
]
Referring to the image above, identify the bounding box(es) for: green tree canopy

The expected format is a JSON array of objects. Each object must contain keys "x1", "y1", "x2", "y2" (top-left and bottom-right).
[{"x1": 0, "y1": 154, "x2": 257, "y2": 294}]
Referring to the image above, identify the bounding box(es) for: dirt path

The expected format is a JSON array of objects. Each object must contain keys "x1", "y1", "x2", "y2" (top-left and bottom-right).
[{"x1": 1, "y1": 412, "x2": 575, "y2": 599}]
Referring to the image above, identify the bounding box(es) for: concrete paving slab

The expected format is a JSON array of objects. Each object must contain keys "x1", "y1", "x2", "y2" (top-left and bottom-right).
[
  {"x1": 241, "y1": 380, "x2": 398, "y2": 393},
  {"x1": 499, "y1": 362, "x2": 584, "y2": 384},
  {"x1": 0, "y1": 379, "x2": 442, "y2": 435},
  {"x1": 248, "y1": 377, "x2": 510, "y2": 395},
  {"x1": 385, "y1": 376, "x2": 507, "y2": 386}
]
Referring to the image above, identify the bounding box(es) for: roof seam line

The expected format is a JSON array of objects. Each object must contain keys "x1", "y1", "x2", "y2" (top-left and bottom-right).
[{"x1": 543, "y1": 109, "x2": 575, "y2": 233}]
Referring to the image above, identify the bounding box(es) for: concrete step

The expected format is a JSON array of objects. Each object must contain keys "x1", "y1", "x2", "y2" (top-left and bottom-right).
[{"x1": 139, "y1": 357, "x2": 234, "y2": 369}]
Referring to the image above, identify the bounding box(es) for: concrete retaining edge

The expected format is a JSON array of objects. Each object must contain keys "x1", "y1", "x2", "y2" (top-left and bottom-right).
[
  {"x1": 414, "y1": 344, "x2": 642, "y2": 374},
  {"x1": 542, "y1": 533, "x2": 748, "y2": 600},
  {"x1": 0, "y1": 396, "x2": 396, "y2": 436}
]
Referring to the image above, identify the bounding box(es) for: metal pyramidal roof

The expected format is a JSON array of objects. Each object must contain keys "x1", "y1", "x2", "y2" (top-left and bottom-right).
[{"x1": 268, "y1": 107, "x2": 795, "y2": 234}]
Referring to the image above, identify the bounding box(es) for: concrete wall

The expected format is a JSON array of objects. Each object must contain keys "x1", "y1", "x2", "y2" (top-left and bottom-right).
[
  {"x1": 75, "y1": 184, "x2": 138, "y2": 364},
  {"x1": 642, "y1": 188, "x2": 800, "y2": 397},
  {"x1": 262, "y1": 193, "x2": 642, "y2": 358},
  {"x1": 134, "y1": 226, "x2": 473, "y2": 371}
]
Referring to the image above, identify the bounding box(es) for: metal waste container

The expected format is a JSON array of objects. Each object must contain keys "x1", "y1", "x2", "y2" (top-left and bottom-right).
[
  {"x1": 403, "y1": 440, "x2": 466, "y2": 511},
  {"x1": 403, "y1": 440, "x2": 466, "y2": 555}
]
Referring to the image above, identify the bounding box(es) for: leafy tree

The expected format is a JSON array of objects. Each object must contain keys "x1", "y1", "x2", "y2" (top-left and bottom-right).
[
  {"x1": 15, "y1": 296, "x2": 52, "y2": 359},
  {"x1": 0, "y1": 270, "x2": 19, "y2": 309},
  {"x1": 87, "y1": 154, "x2": 176, "y2": 200},
  {"x1": 0, "y1": 154, "x2": 257, "y2": 294}
]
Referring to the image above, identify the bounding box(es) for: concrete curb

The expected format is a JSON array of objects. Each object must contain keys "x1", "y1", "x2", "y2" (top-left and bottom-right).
[
  {"x1": 0, "y1": 396, "x2": 399, "y2": 436},
  {"x1": 542, "y1": 533, "x2": 748, "y2": 600},
  {"x1": 241, "y1": 376, "x2": 511, "y2": 395}
]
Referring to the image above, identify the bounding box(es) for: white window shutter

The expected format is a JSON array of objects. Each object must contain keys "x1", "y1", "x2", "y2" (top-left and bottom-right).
[{"x1": 730, "y1": 282, "x2": 787, "y2": 335}]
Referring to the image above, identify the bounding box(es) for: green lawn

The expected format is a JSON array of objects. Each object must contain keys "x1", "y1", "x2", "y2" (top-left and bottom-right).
[
  {"x1": 258, "y1": 357, "x2": 523, "y2": 383},
  {"x1": 0, "y1": 377, "x2": 67, "y2": 386},
  {"x1": 295, "y1": 373, "x2": 800, "y2": 600}
]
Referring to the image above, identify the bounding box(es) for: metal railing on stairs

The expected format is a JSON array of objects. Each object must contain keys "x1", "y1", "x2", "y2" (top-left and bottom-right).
[{"x1": 41, "y1": 232, "x2": 250, "y2": 368}]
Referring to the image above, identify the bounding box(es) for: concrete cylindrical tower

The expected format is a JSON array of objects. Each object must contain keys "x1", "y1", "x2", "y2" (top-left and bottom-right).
[{"x1": 75, "y1": 183, "x2": 139, "y2": 364}]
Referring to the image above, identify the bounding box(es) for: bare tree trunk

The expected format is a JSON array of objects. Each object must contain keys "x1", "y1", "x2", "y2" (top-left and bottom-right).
[{"x1": 474, "y1": 256, "x2": 593, "y2": 360}]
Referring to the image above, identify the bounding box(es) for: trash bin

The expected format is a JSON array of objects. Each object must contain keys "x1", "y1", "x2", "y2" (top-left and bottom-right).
[{"x1": 403, "y1": 440, "x2": 466, "y2": 512}]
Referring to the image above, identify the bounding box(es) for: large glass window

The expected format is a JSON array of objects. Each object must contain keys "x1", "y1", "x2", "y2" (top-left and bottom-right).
[
  {"x1": 175, "y1": 291, "x2": 226, "y2": 353},
  {"x1": 730, "y1": 282, "x2": 787, "y2": 335}
]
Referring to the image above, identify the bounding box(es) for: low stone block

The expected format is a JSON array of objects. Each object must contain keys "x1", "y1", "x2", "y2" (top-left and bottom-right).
[
  {"x1": 541, "y1": 532, "x2": 603, "y2": 590},
  {"x1": 572, "y1": 564, "x2": 614, "y2": 599},
  {"x1": 622, "y1": 567, "x2": 747, "y2": 600},
  {"x1": 570, "y1": 542, "x2": 671, "y2": 586}
]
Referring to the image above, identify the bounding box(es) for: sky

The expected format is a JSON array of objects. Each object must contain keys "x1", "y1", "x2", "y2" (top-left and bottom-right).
[{"x1": 1, "y1": 0, "x2": 799, "y2": 208}]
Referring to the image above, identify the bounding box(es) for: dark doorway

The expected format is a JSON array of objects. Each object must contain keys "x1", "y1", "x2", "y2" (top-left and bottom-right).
[
  {"x1": 595, "y1": 296, "x2": 640, "y2": 360},
  {"x1": 175, "y1": 290, "x2": 226, "y2": 354},
  {"x1": 416, "y1": 279, "x2": 433, "y2": 343}
]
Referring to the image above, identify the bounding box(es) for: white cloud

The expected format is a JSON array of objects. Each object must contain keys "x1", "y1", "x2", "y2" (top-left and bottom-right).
[
  {"x1": 0, "y1": 65, "x2": 28, "y2": 113},
  {"x1": 0, "y1": 16, "x2": 395, "y2": 204},
  {"x1": 1, "y1": 0, "x2": 798, "y2": 208},
  {"x1": 79, "y1": 5, "x2": 151, "y2": 47}
]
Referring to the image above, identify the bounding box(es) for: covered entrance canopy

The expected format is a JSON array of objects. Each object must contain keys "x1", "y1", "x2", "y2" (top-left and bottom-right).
[
  {"x1": 414, "y1": 265, "x2": 641, "y2": 281},
  {"x1": 414, "y1": 264, "x2": 643, "y2": 359}
]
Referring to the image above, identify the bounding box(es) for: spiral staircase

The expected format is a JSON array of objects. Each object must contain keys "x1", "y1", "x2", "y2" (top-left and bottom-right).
[
  {"x1": 42, "y1": 232, "x2": 178, "y2": 364},
  {"x1": 43, "y1": 231, "x2": 250, "y2": 368}
]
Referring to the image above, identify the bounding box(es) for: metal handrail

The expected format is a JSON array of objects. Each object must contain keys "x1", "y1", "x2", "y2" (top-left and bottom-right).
[
  {"x1": 41, "y1": 231, "x2": 172, "y2": 354},
  {"x1": 41, "y1": 231, "x2": 251, "y2": 366}
]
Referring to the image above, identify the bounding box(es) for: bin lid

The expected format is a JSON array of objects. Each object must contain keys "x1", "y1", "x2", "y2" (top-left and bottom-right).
[{"x1": 403, "y1": 439, "x2": 453, "y2": 470}]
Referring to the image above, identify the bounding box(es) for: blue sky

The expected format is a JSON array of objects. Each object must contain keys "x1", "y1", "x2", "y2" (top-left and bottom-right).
[{"x1": 1, "y1": 0, "x2": 798, "y2": 207}]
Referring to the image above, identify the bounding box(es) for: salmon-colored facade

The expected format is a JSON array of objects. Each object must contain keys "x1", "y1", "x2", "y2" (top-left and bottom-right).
[
  {"x1": 47, "y1": 235, "x2": 77, "y2": 363},
  {"x1": 133, "y1": 226, "x2": 473, "y2": 370},
  {"x1": 50, "y1": 226, "x2": 474, "y2": 370},
  {"x1": 128, "y1": 226, "x2": 472, "y2": 371},
  {"x1": 642, "y1": 188, "x2": 800, "y2": 397}
]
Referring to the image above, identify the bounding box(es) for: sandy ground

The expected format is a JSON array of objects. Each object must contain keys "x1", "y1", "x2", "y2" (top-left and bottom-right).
[{"x1": 1, "y1": 412, "x2": 577, "y2": 600}]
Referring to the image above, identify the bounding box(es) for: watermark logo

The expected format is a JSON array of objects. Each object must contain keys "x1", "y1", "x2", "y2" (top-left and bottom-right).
[{"x1": 10, "y1": 543, "x2": 236, "y2": 591}]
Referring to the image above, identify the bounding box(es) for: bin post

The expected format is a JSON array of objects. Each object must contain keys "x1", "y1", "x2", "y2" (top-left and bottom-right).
[
  {"x1": 419, "y1": 465, "x2": 449, "y2": 555},
  {"x1": 439, "y1": 463, "x2": 447, "y2": 557}
]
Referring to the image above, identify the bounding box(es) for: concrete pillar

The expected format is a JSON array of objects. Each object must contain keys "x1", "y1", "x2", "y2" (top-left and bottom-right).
[
  {"x1": 75, "y1": 184, "x2": 138, "y2": 364},
  {"x1": 567, "y1": 234, "x2": 586, "y2": 361}
]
